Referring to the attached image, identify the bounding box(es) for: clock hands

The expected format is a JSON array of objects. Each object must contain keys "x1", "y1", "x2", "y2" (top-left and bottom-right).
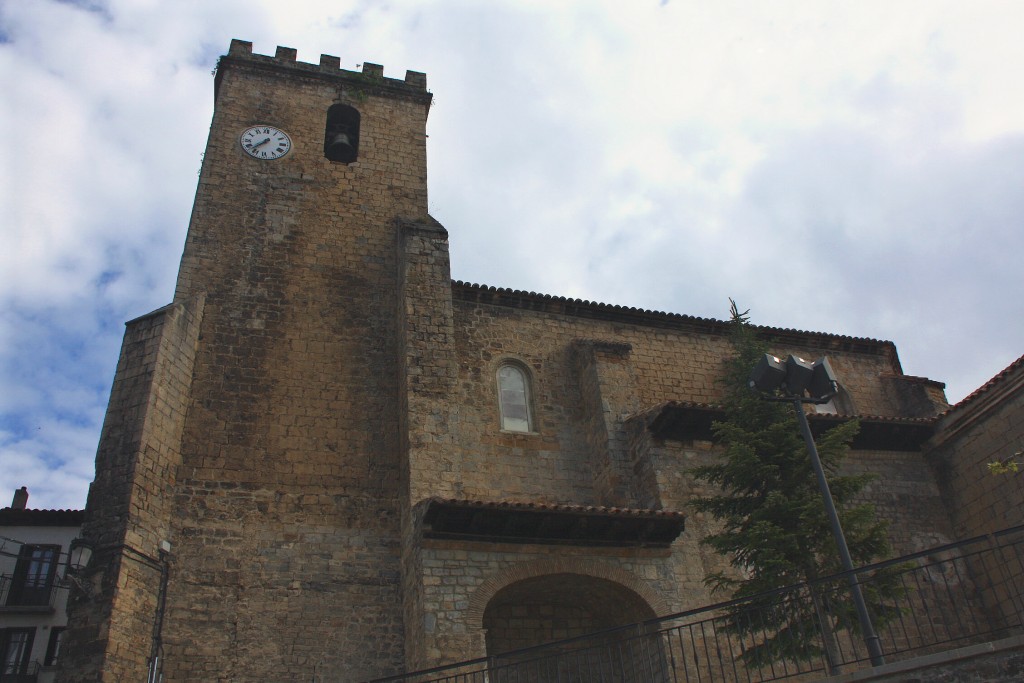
[{"x1": 241, "y1": 126, "x2": 290, "y2": 159}]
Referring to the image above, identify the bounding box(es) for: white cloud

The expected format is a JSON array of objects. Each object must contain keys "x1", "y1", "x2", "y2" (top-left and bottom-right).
[{"x1": 1, "y1": 0, "x2": 1023, "y2": 508}]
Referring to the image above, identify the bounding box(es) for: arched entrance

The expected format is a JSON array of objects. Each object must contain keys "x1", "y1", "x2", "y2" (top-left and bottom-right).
[{"x1": 482, "y1": 573, "x2": 666, "y2": 681}]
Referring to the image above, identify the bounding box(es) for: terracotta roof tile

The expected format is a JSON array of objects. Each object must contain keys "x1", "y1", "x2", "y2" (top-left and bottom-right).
[
  {"x1": 943, "y1": 353, "x2": 1024, "y2": 417},
  {"x1": 0, "y1": 508, "x2": 85, "y2": 526},
  {"x1": 451, "y1": 280, "x2": 899, "y2": 361},
  {"x1": 427, "y1": 497, "x2": 684, "y2": 518}
]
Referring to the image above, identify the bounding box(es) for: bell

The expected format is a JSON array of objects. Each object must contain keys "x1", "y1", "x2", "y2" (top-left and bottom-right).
[{"x1": 327, "y1": 132, "x2": 356, "y2": 162}]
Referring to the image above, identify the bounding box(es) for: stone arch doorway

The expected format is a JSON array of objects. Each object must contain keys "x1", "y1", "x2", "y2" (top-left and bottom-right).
[{"x1": 482, "y1": 573, "x2": 666, "y2": 681}]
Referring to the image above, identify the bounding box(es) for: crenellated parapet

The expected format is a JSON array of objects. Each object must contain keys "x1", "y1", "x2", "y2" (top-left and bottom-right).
[{"x1": 217, "y1": 38, "x2": 430, "y2": 104}]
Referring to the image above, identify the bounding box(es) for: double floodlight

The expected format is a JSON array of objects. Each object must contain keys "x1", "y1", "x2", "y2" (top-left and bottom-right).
[{"x1": 749, "y1": 353, "x2": 838, "y2": 402}]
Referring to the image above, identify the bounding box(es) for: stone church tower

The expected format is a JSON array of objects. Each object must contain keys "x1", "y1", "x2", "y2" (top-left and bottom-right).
[
  {"x1": 58, "y1": 40, "x2": 969, "y2": 683},
  {"x1": 60, "y1": 40, "x2": 437, "y2": 681}
]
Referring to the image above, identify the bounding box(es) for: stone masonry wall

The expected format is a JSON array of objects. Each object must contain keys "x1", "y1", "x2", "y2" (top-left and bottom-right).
[
  {"x1": 924, "y1": 361, "x2": 1024, "y2": 639},
  {"x1": 398, "y1": 217, "x2": 457, "y2": 670},
  {"x1": 400, "y1": 295, "x2": 954, "y2": 672},
  {"x1": 432, "y1": 298, "x2": 915, "y2": 508},
  {"x1": 413, "y1": 540, "x2": 686, "y2": 668},
  {"x1": 571, "y1": 340, "x2": 639, "y2": 506},
  {"x1": 842, "y1": 447, "x2": 956, "y2": 555},
  {"x1": 928, "y1": 360, "x2": 1024, "y2": 541},
  {"x1": 152, "y1": 42, "x2": 431, "y2": 682},
  {"x1": 59, "y1": 297, "x2": 204, "y2": 683}
]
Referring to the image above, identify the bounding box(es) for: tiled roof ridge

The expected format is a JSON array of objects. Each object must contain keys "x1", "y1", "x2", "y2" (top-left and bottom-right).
[
  {"x1": 451, "y1": 280, "x2": 895, "y2": 348},
  {"x1": 942, "y1": 352, "x2": 1024, "y2": 418},
  {"x1": 426, "y1": 497, "x2": 684, "y2": 517},
  {"x1": 0, "y1": 508, "x2": 85, "y2": 526}
]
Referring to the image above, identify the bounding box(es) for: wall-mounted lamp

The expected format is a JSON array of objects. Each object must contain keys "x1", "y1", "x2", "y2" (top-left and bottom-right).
[
  {"x1": 63, "y1": 538, "x2": 95, "y2": 597},
  {"x1": 66, "y1": 538, "x2": 94, "y2": 575}
]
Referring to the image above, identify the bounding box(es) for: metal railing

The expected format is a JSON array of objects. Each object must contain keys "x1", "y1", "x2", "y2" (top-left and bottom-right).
[
  {"x1": 0, "y1": 575, "x2": 60, "y2": 610},
  {"x1": 0, "y1": 660, "x2": 40, "y2": 683},
  {"x1": 368, "y1": 524, "x2": 1024, "y2": 683}
]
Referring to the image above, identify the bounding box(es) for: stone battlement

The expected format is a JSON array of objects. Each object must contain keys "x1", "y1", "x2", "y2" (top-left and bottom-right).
[{"x1": 224, "y1": 38, "x2": 429, "y2": 92}]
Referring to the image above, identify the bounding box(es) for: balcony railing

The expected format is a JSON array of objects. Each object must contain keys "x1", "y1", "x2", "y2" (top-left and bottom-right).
[
  {"x1": 0, "y1": 660, "x2": 40, "y2": 683},
  {"x1": 368, "y1": 524, "x2": 1024, "y2": 683},
  {"x1": 0, "y1": 575, "x2": 60, "y2": 611}
]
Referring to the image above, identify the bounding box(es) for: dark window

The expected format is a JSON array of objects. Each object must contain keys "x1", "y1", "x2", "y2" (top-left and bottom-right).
[
  {"x1": 0, "y1": 628, "x2": 35, "y2": 676},
  {"x1": 324, "y1": 104, "x2": 361, "y2": 163},
  {"x1": 7, "y1": 545, "x2": 59, "y2": 607},
  {"x1": 44, "y1": 628, "x2": 63, "y2": 667}
]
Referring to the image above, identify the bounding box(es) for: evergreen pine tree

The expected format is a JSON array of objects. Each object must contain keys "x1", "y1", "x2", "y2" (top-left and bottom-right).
[{"x1": 690, "y1": 301, "x2": 900, "y2": 668}]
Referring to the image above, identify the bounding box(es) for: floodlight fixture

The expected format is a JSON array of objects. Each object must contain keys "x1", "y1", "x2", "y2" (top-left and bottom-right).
[
  {"x1": 749, "y1": 353, "x2": 786, "y2": 393},
  {"x1": 749, "y1": 353, "x2": 839, "y2": 403},
  {"x1": 809, "y1": 357, "x2": 839, "y2": 401},
  {"x1": 783, "y1": 355, "x2": 814, "y2": 396}
]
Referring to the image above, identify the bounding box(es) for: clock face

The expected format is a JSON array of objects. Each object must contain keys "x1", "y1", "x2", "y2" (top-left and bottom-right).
[{"x1": 240, "y1": 125, "x2": 292, "y2": 160}]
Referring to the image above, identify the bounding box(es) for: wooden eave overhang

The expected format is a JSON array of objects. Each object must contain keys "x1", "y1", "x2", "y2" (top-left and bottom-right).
[
  {"x1": 642, "y1": 401, "x2": 936, "y2": 452},
  {"x1": 422, "y1": 498, "x2": 685, "y2": 548}
]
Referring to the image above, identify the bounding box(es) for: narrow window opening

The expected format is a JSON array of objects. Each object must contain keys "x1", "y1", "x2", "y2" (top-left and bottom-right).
[
  {"x1": 44, "y1": 628, "x2": 64, "y2": 667},
  {"x1": 324, "y1": 104, "x2": 360, "y2": 163},
  {"x1": 498, "y1": 363, "x2": 533, "y2": 432}
]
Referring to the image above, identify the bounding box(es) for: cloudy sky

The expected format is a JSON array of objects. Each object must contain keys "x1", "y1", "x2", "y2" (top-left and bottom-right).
[{"x1": 2, "y1": 0, "x2": 1023, "y2": 510}]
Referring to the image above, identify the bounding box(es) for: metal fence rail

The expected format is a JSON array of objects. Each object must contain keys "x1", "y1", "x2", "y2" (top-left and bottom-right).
[{"x1": 367, "y1": 524, "x2": 1024, "y2": 683}]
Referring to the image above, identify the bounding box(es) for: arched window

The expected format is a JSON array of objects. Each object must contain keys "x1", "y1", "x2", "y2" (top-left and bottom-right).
[{"x1": 497, "y1": 362, "x2": 533, "y2": 432}]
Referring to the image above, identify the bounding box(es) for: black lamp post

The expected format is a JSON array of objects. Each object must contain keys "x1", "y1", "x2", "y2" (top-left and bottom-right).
[{"x1": 749, "y1": 353, "x2": 885, "y2": 668}]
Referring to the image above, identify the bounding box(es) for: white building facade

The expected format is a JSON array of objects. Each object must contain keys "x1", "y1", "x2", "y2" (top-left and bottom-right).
[{"x1": 1, "y1": 488, "x2": 83, "y2": 683}]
